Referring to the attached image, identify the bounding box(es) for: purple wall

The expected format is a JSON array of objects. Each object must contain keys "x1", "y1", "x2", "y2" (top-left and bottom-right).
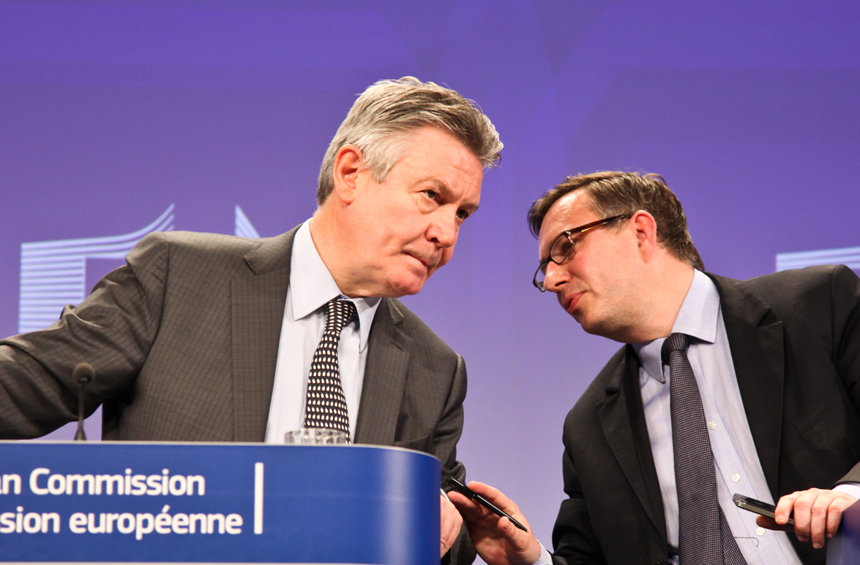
[{"x1": 2, "y1": 0, "x2": 859, "y2": 552}]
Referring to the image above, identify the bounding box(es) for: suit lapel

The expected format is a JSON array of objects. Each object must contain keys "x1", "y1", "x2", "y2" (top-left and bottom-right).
[
  {"x1": 230, "y1": 228, "x2": 297, "y2": 442},
  {"x1": 709, "y1": 273, "x2": 785, "y2": 494},
  {"x1": 354, "y1": 298, "x2": 411, "y2": 445},
  {"x1": 597, "y1": 346, "x2": 667, "y2": 541}
]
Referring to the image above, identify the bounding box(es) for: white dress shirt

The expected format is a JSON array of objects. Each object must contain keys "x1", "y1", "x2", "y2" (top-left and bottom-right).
[{"x1": 264, "y1": 221, "x2": 380, "y2": 443}]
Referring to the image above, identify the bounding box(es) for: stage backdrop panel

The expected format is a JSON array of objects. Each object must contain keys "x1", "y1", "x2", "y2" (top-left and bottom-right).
[{"x1": 1, "y1": 1, "x2": 858, "y2": 555}]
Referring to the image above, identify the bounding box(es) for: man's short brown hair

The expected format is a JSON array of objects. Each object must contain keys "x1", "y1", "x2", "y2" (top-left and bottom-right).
[{"x1": 527, "y1": 171, "x2": 704, "y2": 271}]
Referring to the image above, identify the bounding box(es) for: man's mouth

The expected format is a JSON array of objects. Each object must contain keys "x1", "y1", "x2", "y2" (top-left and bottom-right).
[
  {"x1": 406, "y1": 251, "x2": 436, "y2": 270},
  {"x1": 563, "y1": 291, "x2": 584, "y2": 314}
]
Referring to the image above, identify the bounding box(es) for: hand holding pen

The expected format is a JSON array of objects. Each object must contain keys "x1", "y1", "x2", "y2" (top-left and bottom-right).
[
  {"x1": 447, "y1": 479, "x2": 542, "y2": 565},
  {"x1": 448, "y1": 478, "x2": 528, "y2": 531}
]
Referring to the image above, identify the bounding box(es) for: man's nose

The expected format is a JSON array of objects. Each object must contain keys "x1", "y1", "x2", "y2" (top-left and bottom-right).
[
  {"x1": 428, "y1": 213, "x2": 458, "y2": 247},
  {"x1": 543, "y1": 261, "x2": 569, "y2": 292}
]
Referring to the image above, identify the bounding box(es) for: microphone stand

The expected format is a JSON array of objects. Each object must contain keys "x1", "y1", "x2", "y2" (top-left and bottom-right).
[{"x1": 73, "y1": 363, "x2": 94, "y2": 441}]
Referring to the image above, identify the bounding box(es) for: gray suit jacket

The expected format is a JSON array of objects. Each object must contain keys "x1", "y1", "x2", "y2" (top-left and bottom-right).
[
  {"x1": 0, "y1": 228, "x2": 468, "y2": 490},
  {"x1": 551, "y1": 266, "x2": 860, "y2": 565},
  {"x1": 0, "y1": 226, "x2": 477, "y2": 562}
]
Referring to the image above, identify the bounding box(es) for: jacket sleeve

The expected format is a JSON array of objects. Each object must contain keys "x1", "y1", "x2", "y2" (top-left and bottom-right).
[
  {"x1": 830, "y1": 264, "x2": 860, "y2": 485},
  {"x1": 550, "y1": 410, "x2": 610, "y2": 565},
  {"x1": 438, "y1": 355, "x2": 475, "y2": 565},
  {"x1": 0, "y1": 232, "x2": 169, "y2": 438}
]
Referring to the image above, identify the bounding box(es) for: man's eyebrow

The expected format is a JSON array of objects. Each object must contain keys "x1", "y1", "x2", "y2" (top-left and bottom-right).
[
  {"x1": 427, "y1": 179, "x2": 480, "y2": 212},
  {"x1": 538, "y1": 230, "x2": 564, "y2": 260}
]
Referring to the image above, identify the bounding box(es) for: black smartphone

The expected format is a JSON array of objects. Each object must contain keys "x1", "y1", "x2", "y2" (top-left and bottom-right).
[{"x1": 732, "y1": 493, "x2": 794, "y2": 526}]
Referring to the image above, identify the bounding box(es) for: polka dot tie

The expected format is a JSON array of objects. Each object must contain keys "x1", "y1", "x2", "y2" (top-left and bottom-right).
[
  {"x1": 663, "y1": 333, "x2": 746, "y2": 565},
  {"x1": 304, "y1": 298, "x2": 356, "y2": 443}
]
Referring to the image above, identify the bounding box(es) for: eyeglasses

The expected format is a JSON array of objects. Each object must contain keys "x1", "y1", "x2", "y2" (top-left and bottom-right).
[{"x1": 533, "y1": 214, "x2": 630, "y2": 292}]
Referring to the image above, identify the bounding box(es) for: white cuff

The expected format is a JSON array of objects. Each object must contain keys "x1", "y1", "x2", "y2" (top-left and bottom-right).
[
  {"x1": 530, "y1": 541, "x2": 554, "y2": 565},
  {"x1": 834, "y1": 482, "x2": 860, "y2": 502}
]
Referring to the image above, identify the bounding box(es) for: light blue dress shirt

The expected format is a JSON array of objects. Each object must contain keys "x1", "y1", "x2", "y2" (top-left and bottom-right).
[
  {"x1": 264, "y1": 221, "x2": 381, "y2": 443},
  {"x1": 633, "y1": 270, "x2": 801, "y2": 565},
  {"x1": 534, "y1": 270, "x2": 860, "y2": 564}
]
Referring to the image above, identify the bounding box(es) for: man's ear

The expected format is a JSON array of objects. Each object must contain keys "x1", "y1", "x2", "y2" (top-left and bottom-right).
[
  {"x1": 331, "y1": 145, "x2": 364, "y2": 205},
  {"x1": 631, "y1": 211, "x2": 659, "y2": 258}
]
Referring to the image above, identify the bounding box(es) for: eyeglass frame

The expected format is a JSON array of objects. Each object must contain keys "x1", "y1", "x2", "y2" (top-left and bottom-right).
[{"x1": 532, "y1": 214, "x2": 631, "y2": 292}]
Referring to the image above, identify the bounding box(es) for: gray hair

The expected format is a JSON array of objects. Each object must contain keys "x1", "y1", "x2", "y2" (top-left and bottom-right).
[{"x1": 317, "y1": 77, "x2": 502, "y2": 205}]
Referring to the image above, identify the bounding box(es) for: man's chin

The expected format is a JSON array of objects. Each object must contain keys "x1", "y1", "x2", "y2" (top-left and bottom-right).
[
  {"x1": 568, "y1": 306, "x2": 585, "y2": 326},
  {"x1": 578, "y1": 317, "x2": 630, "y2": 343},
  {"x1": 386, "y1": 275, "x2": 428, "y2": 297},
  {"x1": 574, "y1": 315, "x2": 601, "y2": 336},
  {"x1": 572, "y1": 310, "x2": 600, "y2": 335}
]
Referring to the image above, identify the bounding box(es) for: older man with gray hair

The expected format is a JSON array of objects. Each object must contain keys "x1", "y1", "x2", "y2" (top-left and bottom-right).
[{"x1": 0, "y1": 77, "x2": 502, "y2": 563}]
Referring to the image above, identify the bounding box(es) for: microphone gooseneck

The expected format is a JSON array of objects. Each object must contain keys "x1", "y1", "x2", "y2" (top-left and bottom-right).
[{"x1": 73, "y1": 363, "x2": 95, "y2": 441}]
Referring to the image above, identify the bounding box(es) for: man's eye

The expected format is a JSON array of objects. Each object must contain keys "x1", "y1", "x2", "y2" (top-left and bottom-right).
[
  {"x1": 423, "y1": 190, "x2": 440, "y2": 202},
  {"x1": 456, "y1": 209, "x2": 470, "y2": 221},
  {"x1": 550, "y1": 237, "x2": 574, "y2": 262}
]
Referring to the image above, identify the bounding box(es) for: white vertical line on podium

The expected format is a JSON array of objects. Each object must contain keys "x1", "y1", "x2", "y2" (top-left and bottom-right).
[{"x1": 254, "y1": 462, "x2": 264, "y2": 534}]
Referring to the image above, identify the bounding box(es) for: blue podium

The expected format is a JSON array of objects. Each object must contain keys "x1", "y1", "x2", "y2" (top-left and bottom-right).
[
  {"x1": 0, "y1": 441, "x2": 440, "y2": 564},
  {"x1": 827, "y1": 498, "x2": 860, "y2": 564}
]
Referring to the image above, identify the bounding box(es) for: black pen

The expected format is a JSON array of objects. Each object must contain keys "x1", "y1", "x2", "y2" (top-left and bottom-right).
[{"x1": 447, "y1": 478, "x2": 528, "y2": 532}]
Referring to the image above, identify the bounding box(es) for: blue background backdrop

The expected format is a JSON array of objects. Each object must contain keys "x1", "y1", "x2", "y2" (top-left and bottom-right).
[{"x1": 2, "y1": 0, "x2": 859, "y2": 555}]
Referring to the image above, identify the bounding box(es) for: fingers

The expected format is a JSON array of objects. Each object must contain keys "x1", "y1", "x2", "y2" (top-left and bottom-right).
[
  {"x1": 467, "y1": 481, "x2": 523, "y2": 516},
  {"x1": 791, "y1": 489, "x2": 826, "y2": 547},
  {"x1": 448, "y1": 490, "x2": 486, "y2": 519},
  {"x1": 449, "y1": 481, "x2": 529, "y2": 532},
  {"x1": 771, "y1": 490, "x2": 800, "y2": 527},
  {"x1": 448, "y1": 483, "x2": 542, "y2": 565},
  {"x1": 826, "y1": 496, "x2": 855, "y2": 538},
  {"x1": 775, "y1": 489, "x2": 856, "y2": 549},
  {"x1": 440, "y1": 493, "x2": 463, "y2": 558},
  {"x1": 755, "y1": 515, "x2": 792, "y2": 532}
]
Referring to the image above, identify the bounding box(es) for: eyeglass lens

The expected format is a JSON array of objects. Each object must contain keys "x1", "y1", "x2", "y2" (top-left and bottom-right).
[{"x1": 550, "y1": 234, "x2": 574, "y2": 264}]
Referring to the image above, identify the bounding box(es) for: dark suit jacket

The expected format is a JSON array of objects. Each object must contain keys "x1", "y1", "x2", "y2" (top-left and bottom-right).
[
  {"x1": 550, "y1": 265, "x2": 860, "y2": 565},
  {"x1": 0, "y1": 227, "x2": 475, "y2": 560}
]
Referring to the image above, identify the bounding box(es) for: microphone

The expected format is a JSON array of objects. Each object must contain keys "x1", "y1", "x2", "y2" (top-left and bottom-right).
[{"x1": 73, "y1": 363, "x2": 95, "y2": 441}]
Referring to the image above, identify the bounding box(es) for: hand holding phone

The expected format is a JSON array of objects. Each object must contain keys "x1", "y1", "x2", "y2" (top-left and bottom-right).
[{"x1": 733, "y1": 493, "x2": 795, "y2": 526}]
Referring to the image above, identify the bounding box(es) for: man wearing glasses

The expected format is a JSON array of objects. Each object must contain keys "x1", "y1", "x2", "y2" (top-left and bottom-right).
[{"x1": 451, "y1": 171, "x2": 860, "y2": 565}]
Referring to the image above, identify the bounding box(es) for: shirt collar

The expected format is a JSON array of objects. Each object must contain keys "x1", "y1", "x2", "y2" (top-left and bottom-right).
[
  {"x1": 633, "y1": 270, "x2": 720, "y2": 383},
  {"x1": 289, "y1": 220, "x2": 381, "y2": 351}
]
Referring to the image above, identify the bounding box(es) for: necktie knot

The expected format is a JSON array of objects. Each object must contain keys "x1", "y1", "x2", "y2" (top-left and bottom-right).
[
  {"x1": 661, "y1": 332, "x2": 689, "y2": 364},
  {"x1": 325, "y1": 298, "x2": 356, "y2": 333}
]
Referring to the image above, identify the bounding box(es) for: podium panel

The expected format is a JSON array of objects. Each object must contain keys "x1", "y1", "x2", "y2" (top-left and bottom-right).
[
  {"x1": 827, "y1": 498, "x2": 860, "y2": 565},
  {"x1": 0, "y1": 441, "x2": 440, "y2": 564}
]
